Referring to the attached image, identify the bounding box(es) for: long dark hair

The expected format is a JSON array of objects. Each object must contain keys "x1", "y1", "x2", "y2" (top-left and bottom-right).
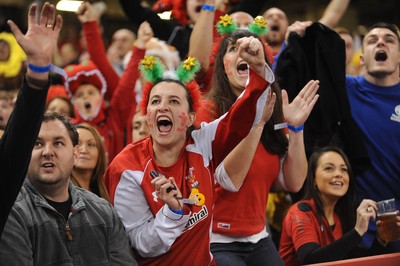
[
  {"x1": 303, "y1": 146, "x2": 357, "y2": 233},
  {"x1": 211, "y1": 29, "x2": 287, "y2": 155}
]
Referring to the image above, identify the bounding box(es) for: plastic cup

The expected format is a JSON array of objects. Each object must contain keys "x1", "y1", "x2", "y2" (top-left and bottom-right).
[{"x1": 376, "y1": 198, "x2": 400, "y2": 245}]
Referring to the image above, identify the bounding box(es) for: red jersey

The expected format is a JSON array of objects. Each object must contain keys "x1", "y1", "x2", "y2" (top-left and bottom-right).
[
  {"x1": 213, "y1": 144, "x2": 281, "y2": 236},
  {"x1": 105, "y1": 69, "x2": 274, "y2": 265},
  {"x1": 279, "y1": 199, "x2": 343, "y2": 266}
]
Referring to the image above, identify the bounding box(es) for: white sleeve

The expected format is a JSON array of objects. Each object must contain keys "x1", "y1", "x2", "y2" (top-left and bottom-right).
[
  {"x1": 276, "y1": 155, "x2": 287, "y2": 190},
  {"x1": 114, "y1": 170, "x2": 191, "y2": 257},
  {"x1": 214, "y1": 162, "x2": 240, "y2": 192}
]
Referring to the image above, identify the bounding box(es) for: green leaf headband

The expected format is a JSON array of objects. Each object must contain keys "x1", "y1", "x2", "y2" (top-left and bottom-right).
[
  {"x1": 216, "y1": 14, "x2": 269, "y2": 36},
  {"x1": 139, "y1": 55, "x2": 200, "y2": 84}
]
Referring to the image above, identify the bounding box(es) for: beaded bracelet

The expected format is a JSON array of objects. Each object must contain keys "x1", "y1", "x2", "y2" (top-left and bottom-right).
[
  {"x1": 28, "y1": 63, "x2": 52, "y2": 73},
  {"x1": 201, "y1": 4, "x2": 215, "y2": 11},
  {"x1": 287, "y1": 123, "x2": 304, "y2": 133}
]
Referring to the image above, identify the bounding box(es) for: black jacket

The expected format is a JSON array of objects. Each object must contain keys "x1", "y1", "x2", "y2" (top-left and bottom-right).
[
  {"x1": 0, "y1": 77, "x2": 48, "y2": 236},
  {"x1": 275, "y1": 22, "x2": 370, "y2": 175}
]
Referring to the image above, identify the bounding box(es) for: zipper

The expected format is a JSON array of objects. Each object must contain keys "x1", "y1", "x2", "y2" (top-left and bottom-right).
[
  {"x1": 65, "y1": 222, "x2": 73, "y2": 241},
  {"x1": 65, "y1": 210, "x2": 74, "y2": 241}
]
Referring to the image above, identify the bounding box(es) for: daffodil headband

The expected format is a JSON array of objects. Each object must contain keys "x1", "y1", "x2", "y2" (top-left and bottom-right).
[
  {"x1": 213, "y1": 14, "x2": 274, "y2": 66},
  {"x1": 216, "y1": 14, "x2": 268, "y2": 36},
  {"x1": 138, "y1": 56, "x2": 203, "y2": 115}
]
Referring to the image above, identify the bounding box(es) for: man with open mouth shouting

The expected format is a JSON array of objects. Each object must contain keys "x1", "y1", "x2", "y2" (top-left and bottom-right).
[{"x1": 345, "y1": 22, "x2": 400, "y2": 255}]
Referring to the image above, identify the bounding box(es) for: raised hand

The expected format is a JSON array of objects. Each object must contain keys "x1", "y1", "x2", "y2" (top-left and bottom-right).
[
  {"x1": 76, "y1": 1, "x2": 100, "y2": 24},
  {"x1": 285, "y1": 20, "x2": 313, "y2": 44},
  {"x1": 7, "y1": 2, "x2": 62, "y2": 68},
  {"x1": 256, "y1": 88, "x2": 276, "y2": 127},
  {"x1": 237, "y1": 36, "x2": 266, "y2": 78},
  {"x1": 282, "y1": 80, "x2": 319, "y2": 127},
  {"x1": 135, "y1": 21, "x2": 154, "y2": 49}
]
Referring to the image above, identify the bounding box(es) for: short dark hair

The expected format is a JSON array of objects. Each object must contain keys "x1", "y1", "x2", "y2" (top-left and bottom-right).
[
  {"x1": 365, "y1": 22, "x2": 400, "y2": 43},
  {"x1": 42, "y1": 112, "x2": 78, "y2": 146}
]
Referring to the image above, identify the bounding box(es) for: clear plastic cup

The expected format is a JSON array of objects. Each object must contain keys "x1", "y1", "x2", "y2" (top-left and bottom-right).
[{"x1": 376, "y1": 198, "x2": 400, "y2": 245}]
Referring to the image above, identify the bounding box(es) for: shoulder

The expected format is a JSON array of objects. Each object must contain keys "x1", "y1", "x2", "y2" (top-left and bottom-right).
[
  {"x1": 345, "y1": 75, "x2": 364, "y2": 88},
  {"x1": 74, "y1": 187, "x2": 114, "y2": 214},
  {"x1": 287, "y1": 200, "x2": 314, "y2": 216},
  {"x1": 109, "y1": 138, "x2": 151, "y2": 170},
  {"x1": 297, "y1": 201, "x2": 313, "y2": 212}
]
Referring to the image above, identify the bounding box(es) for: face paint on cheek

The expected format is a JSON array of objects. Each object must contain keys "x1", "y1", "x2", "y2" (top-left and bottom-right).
[
  {"x1": 146, "y1": 109, "x2": 154, "y2": 128},
  {"x1": 177, "y1": 112, "x2": 188, "y2": 132},
  {"x1": 223, "y1": 58, "x2": 233, "y2": 78}
]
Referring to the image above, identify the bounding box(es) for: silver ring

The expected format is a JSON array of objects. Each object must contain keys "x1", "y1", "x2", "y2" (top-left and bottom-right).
[{"x1": 366, "y1": 207, "x2": 372, "y2": 213}]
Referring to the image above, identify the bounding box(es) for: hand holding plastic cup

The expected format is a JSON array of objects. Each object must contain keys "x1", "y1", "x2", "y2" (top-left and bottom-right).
[{"x1": 376, "y1": 198, "x2": 400, "y2": 246}]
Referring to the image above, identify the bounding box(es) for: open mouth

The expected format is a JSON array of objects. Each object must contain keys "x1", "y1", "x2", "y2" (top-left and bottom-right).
[
  {"x1": 237, "y1": 62, "x2": 249, "y2": 75},
  {"x1": 157, "y1": 117, "x2": 173, "y2": 133},
  {"x1": 270, "y1": 24, "x2": 280, "y2": 32},
  {"x1": 84, "y1": 102, "x2": 92, "y2": 111},
  {"x1": 375, "y1": 51, "x2": 388, "y2": 61},
  {"x1": 330, "y1": 181, "x2": 344, "y2": 187},
  {"x1": 41, "y1": 161, "x2": 55, "y2": 170}
]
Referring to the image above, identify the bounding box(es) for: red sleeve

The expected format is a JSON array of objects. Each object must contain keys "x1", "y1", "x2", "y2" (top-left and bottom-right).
[
  {"x1": 283, "y1": 204, "x2": 321, "y2": 251},
  {"x1": 82, "y1": 21, "x2": 119, "y2": 99},
  {"x1": 108, "y1": 46, "x2": 144, "y2": 132},
  {"x1": 211, "y1": 69, "x2": 270, "y2": 166}
]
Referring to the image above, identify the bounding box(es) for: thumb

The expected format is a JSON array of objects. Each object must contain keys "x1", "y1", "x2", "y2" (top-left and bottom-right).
[
  {"x1": 7, "y1": 20, "x2": 23, "y2": 43},
  {"x1": 281, "y1": 89, "x2": 289, "y2": 105}
]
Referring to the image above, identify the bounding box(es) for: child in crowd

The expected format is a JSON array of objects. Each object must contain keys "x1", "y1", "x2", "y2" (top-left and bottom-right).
[
  {"x1": 45, "y1": 84, "x2": 74, "y2": 118},
  {"x1": 0, "y1": 90, "x2": 17, "y2": 129}
]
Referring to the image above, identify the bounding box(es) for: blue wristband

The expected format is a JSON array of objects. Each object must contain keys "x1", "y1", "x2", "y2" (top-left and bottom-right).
[
  {"x1": 201, "y1": 4, "x2": 215, "y2": 11},
  {"x1": 170, "y1": 208, "x2": 184, "y2": 215},
  {"x1": 287, "y1": 123, "x2": 304, "y2": 133},
  {"x1": 28, "y1": 63, "x2": 52, "y2": 73}
]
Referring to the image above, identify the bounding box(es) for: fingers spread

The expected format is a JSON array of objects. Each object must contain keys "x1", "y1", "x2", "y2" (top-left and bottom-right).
[
  {"x1": 7, "y1": 20, "x2": 22, "y2": 42},
  {"x1": 54, "y1": 15, "x2": 63, "y2": 32},
  {"x1": 27, "y1": 3, "x2": 38, "y2": 27},
  {"x1": 39, "y1": 2, "x2": 51, "y2": 27}
]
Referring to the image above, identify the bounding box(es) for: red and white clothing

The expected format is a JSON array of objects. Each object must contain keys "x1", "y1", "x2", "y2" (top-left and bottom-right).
[
  {"x1": 279, "y1": 199, "x2": 343, "y2": 266},
  {"x1": 73, "y1": 21, "x2": 143, "y2": 160},
  {"x1": 105, "y1": 67, "x2": 274, "y2": 265},
  {"x1": 212, "y1": 145, "x2": 284, "y2": 240}
]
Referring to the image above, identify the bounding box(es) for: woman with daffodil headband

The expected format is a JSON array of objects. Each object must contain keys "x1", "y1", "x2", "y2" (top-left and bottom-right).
[{"x1": 104, "y1": 49, "x2": 281, "y2": 265}]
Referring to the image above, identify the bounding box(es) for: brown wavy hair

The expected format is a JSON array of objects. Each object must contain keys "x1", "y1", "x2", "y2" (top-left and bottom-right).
[
  {"x1": 71, "y1": 123, "x2": 110, "y2": 202},
  {"x1": 210, "y1": 29, "x2": 288, "y2": 155}
]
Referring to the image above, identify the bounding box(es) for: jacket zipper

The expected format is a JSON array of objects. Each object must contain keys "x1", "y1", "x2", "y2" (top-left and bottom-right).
[{"x1": 65, "y1": 211, "x2": 73, "y2": 241}]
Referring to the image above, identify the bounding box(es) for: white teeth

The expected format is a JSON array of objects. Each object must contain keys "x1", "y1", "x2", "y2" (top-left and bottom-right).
[
  {"x1": 157, "y1": 116, "x2": 171, "y2": 122},
  {"x1": 331, "y1": 181, "x2": 343, "y2": 186}
]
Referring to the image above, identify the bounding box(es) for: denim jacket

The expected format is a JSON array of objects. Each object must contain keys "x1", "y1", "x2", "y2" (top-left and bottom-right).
[{"x1": 0, "y1": 179, "x2": 137, "y2": 265}]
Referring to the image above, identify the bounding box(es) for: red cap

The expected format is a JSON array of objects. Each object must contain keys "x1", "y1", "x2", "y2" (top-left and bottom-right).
[
  {"x1": 46, "y1": 84, "x2": 69, "y2": 105},
  {"x1": 63, "y1": 60, "x2": 106, "y2": 98}
]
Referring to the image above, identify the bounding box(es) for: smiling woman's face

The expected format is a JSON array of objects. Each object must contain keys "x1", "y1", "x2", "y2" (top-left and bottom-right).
[
  {"x1": 76, "y1": 127, "x2": 99, "y2": 171},
  {"x1": 315, "y1": 151, "x2": 350, "y2": 203}
]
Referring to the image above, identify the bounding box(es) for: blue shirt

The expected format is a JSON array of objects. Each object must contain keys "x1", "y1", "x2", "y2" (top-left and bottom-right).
[{"x1": 346, "y1": 75, "x2": 400, "y2": 248}]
